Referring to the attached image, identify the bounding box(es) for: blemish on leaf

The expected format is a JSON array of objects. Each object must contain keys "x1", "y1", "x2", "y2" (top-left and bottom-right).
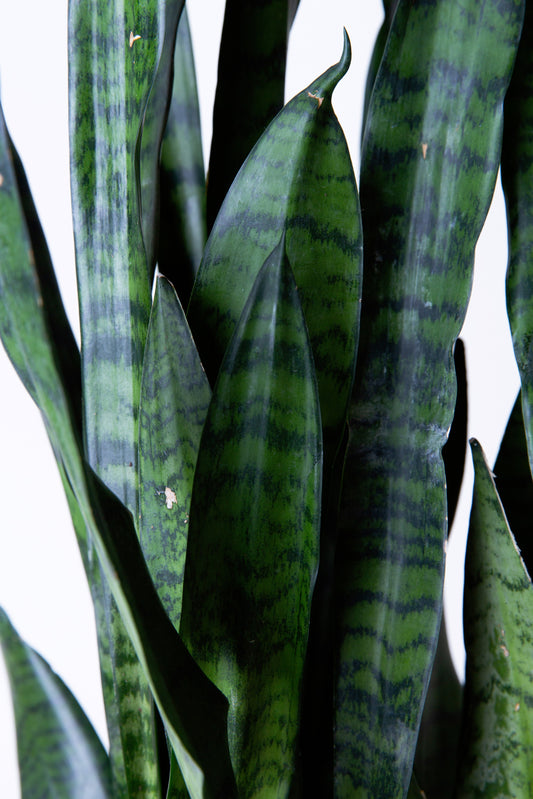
[
  {"x1": 0, "y1": 174, "x2": 4, "y2": 187},
  {"x1": 307, "y1": 91, "x2": 324, "y2": 108},
  {"x1": 421, "y1": 142, "x2": 428, "y2": 159},
  {"x1": 515, "y1": 702, "x2": 520, "y2": 712},
  {"x1": 500, "y1": 644, "x2": 509, "y2": 658},
  {"x1": 165, "y1": 487, "x2": 177, "y2": 509},
  {"x1": 129, "y1": 31, "x2": 142, "y2": 47}
]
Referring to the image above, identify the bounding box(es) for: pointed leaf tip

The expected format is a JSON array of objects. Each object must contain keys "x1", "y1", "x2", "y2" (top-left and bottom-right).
[{"x1": 306, "y1": 29, "x2": 351, "y2": 101}]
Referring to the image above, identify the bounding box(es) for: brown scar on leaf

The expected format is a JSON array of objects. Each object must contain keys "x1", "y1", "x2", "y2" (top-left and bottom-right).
[
  {"x1": 0, "y1": 174, "x2": 4, "y2": 187},
  {"x1": 515, "y1": 702, "x2": 520, "y2": 711},
  {"x1": 421, "y1": 142, "x2": 428, "y2": 159},
  {"x1": 307, "y1": 91, "x2": 324, "y2": 108},
  {"x1": 164, "y1": 487, "x2": 177, "y2": 509},
  {"x1": 129, "y1": 31, "x2": 142, "y2": 48}
]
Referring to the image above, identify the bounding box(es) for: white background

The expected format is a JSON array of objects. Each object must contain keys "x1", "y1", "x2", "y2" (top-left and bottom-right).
[{"x1": 0, "y1": 1, "x2": 520, "y2": 796}]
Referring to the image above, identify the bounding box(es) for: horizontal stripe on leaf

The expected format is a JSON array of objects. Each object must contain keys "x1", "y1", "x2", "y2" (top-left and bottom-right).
[
  {"x1": 456, "y1": 440, "x2": 533, "y2": 798},
  {"x1": 334, "y1": 0, "x2": 524, "y2": 796},
  {"x1": 181, "y1": 237, "x2": 322, "y2": 799}
]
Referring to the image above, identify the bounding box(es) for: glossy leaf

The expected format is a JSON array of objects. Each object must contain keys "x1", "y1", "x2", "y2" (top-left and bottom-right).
[
  {"x1": 494, "y1": 392, "x2": 533, "y2": 572},
  {"x1": 0, "y1": 609, "x2": 113, "y2": 799},
  {"x1": 181, "y1": 238, "x2": 322, "y2": 798},
  {"x1": 333, "y1": 1, "x2": 524, "y2": 796},
  {"x1": 0, "y1": 97, "x2": 237, "y2": 799},
  {"x1": 456, "y1": 440, "x2": 533, "y2": 798},
  {"x1": 158, "y1": 7, "x2": 206, "y2": 306},
  {"x1": 139, "y1": 275, "x2": 211, "y2": 631},
  {"x1": 68, "y1": 2, "x2": 183, "y2": 793},
  {"x1": 206, "y1": 0, "x2": 300, "y2": 229},
  {"x1": 189, "y1": 32, "x2": 361, "y2": 467}
]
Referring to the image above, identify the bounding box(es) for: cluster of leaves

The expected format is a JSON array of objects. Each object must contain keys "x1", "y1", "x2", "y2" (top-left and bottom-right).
[{"x1": 0, "y1": 1, "x2": 533, "y2": 798}]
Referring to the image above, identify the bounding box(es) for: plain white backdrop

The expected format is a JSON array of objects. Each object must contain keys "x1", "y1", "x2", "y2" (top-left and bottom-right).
[{"x1": 0, "y1": 1, "x2": 520, "y2": 796}]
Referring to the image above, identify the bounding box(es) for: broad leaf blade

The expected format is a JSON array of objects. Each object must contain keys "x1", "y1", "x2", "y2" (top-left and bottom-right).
[
  {"x1": 139, "y1": 275, "x2": 211, "y2": 630},
  {"x1": 158, "y1": 7, "x2": 206, "y2": 306},
  {"x1": 0, "y1": 609, "x2": 113, "y2": 799},
  {"x1": 189, "y1": 33, "x2": 361, "y2": 467},
  {"x1": 456, "y1": 440, "x2": 533, "y2": 798},
  {"x1": 334, "y1": 1, "x2": 524, "y2": 796},
  {"x1": 206, "y1": 0, "x2": 301, "y2": 229},
  {"x1": 181, "y1": 238, "x2": 322, "y2": 798}
]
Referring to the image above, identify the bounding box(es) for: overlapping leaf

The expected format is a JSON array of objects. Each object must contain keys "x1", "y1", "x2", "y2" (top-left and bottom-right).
[
  {"x1": 456, "y1": 440, "x2": 533, "y2": 798},
  {"x1": 0, "y1": 609, "x2": 113, "y2": 799},
  {"x1": 189, "y1": 32, "x2": 361, "y2": 468},
  {"x1": 333, "y1": 1, "x2": 524, "y2": 796},
  {"x1": 0, "y1": 96, "x2": 237, "y2": 799},
  {"x1": 139, "y1": 275, "x2": 211, "y2": 631},
  {"x1": 181, "y1": 238, "x2": 322, "y2": 798},
  {"x1": 206, "y1": 0, "x2": 300, "y2": 228},
  {"x1": 158, "y1": 7, "x2": 206, "y2": 306}
]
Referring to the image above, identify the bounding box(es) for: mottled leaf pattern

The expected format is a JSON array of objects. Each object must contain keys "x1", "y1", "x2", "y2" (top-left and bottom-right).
[
  {"x1": 0, "y1": 609, "x2": 113, "y2": 799},
  {"x1": 456, "y1": 440, "x2": 533, "y2": 798},
  {"x1": 333, "y1": 1, "x2": 524, "y2": 796},
  {"x1": 181, "y1": 238, "x2": 322, "y2": 798}
]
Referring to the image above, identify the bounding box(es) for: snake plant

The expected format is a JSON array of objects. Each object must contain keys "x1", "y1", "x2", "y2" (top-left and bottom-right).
[{"x1": 0, "y1": 1, "x2": 532, "y2": 797}]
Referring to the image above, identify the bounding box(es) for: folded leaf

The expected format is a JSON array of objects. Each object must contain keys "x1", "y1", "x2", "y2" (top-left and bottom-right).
[
  {"x1": 456, "y1": 440, "x2": 533, "y2": 798},
  {"x1": 0, "y1": 609, "x2": 113, "y2": 799},
  {"x1": 181, "y1": 237, "x2": 322, "y2": 798}
]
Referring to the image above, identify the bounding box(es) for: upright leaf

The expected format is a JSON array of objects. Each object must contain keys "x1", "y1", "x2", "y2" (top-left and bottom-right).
[
  {"x1": 333, "y1": 1, "x2": 524, "y2": 796},
  {"x1": 206, "y1": 0, "x2": 301, "y2": 229},
  {"x1": 68, "y1": 2, "x2": 182, "y2": 793},
  {"x1": 0, "y1": 610, "x2": 113, "y2": 799},
  {"x1": 138, "y1": 275, "x2": 211, "y2": 631},
  {"x1": 456, "y1": 440, "x2": 533, "y2": 798},
  {"x1": 181, "y1": 238, "x2": 322, "y2": 798},
  {"x1": 502, "y1": 0, "x2": 533, "y2": 485},
  {"x1": 189, "y1": 33, "x2": 361, "y2": 467},
  {"x1": 0, "y1": 96, "x2": 237, "y2": 799},
  {"x1": 158, "y1": 7, "x2": 206, "y2": 306}
]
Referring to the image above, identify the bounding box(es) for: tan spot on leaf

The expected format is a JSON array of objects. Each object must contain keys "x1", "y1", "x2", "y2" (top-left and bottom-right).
[
  {"x1": 165, "y1": 487, "x2": 177, "y2": 509},
  {"x1": 129, "y1": 31, "x2": 142, "y2": 47},
  {"x1": 0, "y1": 174, "x2": 4, "y2": 186},
  {"x1": 307, "y1": 91, "x2": 323, "y2": 108},
  {"x1": 421, "y1": 142, "x2": 428, "y2": 159}
]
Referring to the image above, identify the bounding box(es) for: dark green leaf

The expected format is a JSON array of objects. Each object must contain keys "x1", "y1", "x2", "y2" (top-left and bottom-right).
[
  {"x1": 189, "y1": 32, "x2": 361, "y2": 466},
  {"x1": 206, "y1": 0, "x2": 300, "y2": 229},
  {"x1": 443, "y1": 338, "x2": 468, "y2": 529},
  {"x1": 501, "y1": 0, "x2": 533, "y2": 492},
  {"x1": 333, "y1": 1, "x2": 524, "y2": 796},
  {"x1": 158, "y1": 7, "x2": 206, "y2": 307},
  {"x1": 181, "y1": 237, "x2": 322, "y2": 798},
  {"x1": 0, "y1": 609, "x2": 113, "y2": 799},
  {"x1": 139, "y1": 275, "x2": 211, "y2": 630},
  {"x1": 0, "y1": 96, "x2": 236, "y2": 799},
  {"x1": 456, "y1": 439, "x2": 533, "y2": 798}
]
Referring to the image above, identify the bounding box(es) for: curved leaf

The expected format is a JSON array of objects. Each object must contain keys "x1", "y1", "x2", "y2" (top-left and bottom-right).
[
  {"x1": 0, "y1": 609, "x2": 113, "y2": 799},
  {"x1": 189, "y1": 32, "x2": 361, "y2": 467},
  {"x1": 333, "y1": 1, "x2": 524, "y2": 796},
  {"x1": 206, "y1": 0, "x2": 301, "y2": 229},
  {"x1": 456, "y1": 440, "x2": 533, "y2": 798},
  {"x1": 158, "y1": 7, "x2": 206, "y2": 306},
  {"x1": 181, "y1": 237, "x2": 322, "y2": 798},
  {"x1": 139, "y1": 275, "x2": 211, "y2": 631},
  {"x1": 0, "y1": 96, "x2": 237, "y2": 799}
]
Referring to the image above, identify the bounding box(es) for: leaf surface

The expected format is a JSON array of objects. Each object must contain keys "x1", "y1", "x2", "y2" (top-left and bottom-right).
[
  {"x1": 456, "y1": 440, "x2": 533, "y2": 798},
  {"x1": 139, "y1": 275, "x2": 211, "y2": 631},
  {"x1": 189, "y1": 33, "x2": 361, "y2": 466},
  {"x1": 333, "y1": 1, "x2": 524, "y2": 796},
  {"x1": 0, "y1": 98, "x2": 237, "y2": 799},
  {"x1": 0, "y1": 610, "x2": 113, "y2": 799},
  {"x1": 181, "y1": 238, "x2": 322, "y2": 798}
]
